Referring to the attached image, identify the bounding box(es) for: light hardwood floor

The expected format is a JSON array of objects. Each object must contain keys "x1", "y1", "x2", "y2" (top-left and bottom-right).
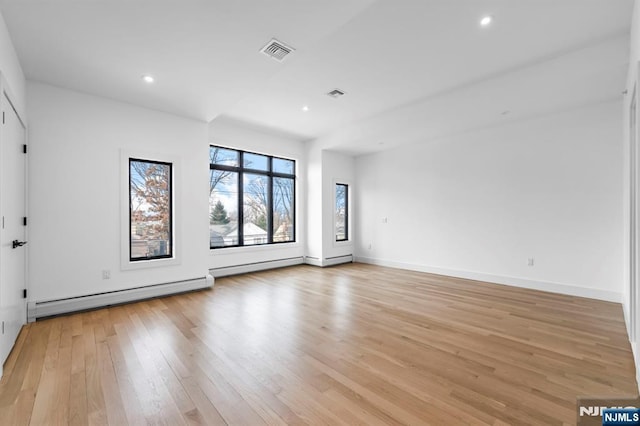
[{"x1": 0, "y1": 263, "x2": 637, "y2": 425}]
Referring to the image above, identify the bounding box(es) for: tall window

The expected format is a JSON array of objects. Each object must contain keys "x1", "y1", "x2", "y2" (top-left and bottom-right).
[
  {"x1": 336, "y1": 183, "x2": 348, "y2": 241},
  {"x1": 129, "y1": 159, "x2": 173, "y2": 261},
  {"x1": 209, "y1": 146, "x2": 295, "y2": 248}
]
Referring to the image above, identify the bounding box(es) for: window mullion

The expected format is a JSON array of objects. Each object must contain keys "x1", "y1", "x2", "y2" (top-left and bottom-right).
[
  {"x1": 267, "y1": 158, "x2": 273, "y2": 244},
  {"x1": 345, "y1": 185, "x2": 349, "y2": 241},
  {"x1": 238, "y1": 152, "x2": 244, "y2": 246}
]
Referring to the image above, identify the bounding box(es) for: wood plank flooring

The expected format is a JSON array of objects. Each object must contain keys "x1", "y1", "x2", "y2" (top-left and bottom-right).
[{"x1": 0, "y1": 263, "x2": 637, "y2": 425}]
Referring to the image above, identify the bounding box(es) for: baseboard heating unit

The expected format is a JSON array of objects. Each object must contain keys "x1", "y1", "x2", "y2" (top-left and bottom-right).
[
  {"x1": 304, "y1": 255, "x2": 353, "y2": 267},
  {"x1": 210, "y1": 257, "x2": 304, "y2": 278},
  {"x1": 27, "y1": 275, "x2": 214, "y2": 322}
]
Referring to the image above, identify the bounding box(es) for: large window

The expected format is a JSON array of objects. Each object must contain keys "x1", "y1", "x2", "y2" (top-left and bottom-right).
[
  {"x1": 129, "y1": 158, "x2": 173, "y2": 261},
  {"x1": 336, "y1": 183, "x2": 348, "y2": 241},
  {"x1": 209, "y1": 146, "x2": 295, "y2": 248}
]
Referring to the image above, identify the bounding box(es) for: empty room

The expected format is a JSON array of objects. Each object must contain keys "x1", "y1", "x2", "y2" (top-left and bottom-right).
[{"x1": 0, "y1": 0, "x2": 639, "y2": 425}]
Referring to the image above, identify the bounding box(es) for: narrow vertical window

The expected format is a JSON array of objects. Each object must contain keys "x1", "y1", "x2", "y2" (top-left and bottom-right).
[
  {"x1": 129, "y1": 159, "x2": 172, "y2": 260},
  {"x1": 336, "y1": 183, "x2": 348, "y2": 241}
]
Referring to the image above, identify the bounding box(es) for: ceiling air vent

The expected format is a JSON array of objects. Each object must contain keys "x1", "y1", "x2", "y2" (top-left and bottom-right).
[
  {"x1": 327, "y1": 89, "x2": 346, "y2": 98},
  {"x1": 260, "y1": 39, "x2": 294, "y2": 62}
]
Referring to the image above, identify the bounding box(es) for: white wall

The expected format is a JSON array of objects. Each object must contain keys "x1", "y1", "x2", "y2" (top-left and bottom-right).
[
  {"x1": 355, "y1": 101, "x2": 624, "y2": 302},
  {"x1": 304, "y1": 143, "x2": 355, "y2": 264},
  {"x1": 322, "y1": 150, "x2": 354, "y2": 260},
  {"x1": 306, "y1": 142, "x2": 323, "y2": 260},
  {"x1": 208, "y1": 117, "x2": 306, "y2": 270},
  {"x1": 0, "y1": 10, "x2": 25, "y2": 117},
  {"x1": 27, "y1": 82, "x2": 210, "y2": 302}
]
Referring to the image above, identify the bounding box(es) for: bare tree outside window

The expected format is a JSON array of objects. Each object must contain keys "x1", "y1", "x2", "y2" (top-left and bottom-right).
[
  {"x1": 273, "y1": 177, "x2": 294, "y2": 242},
  {"x1": 209, "y1": 146, "x2": 295, "y2": 248},
  {"x1": 336, "y1": 183, "x2": 348, "y2": 241},
  {"x1": 209, "y1": 147, "x2": 239, "y2": 247},
  {"x1": 243, "y1": 173, "x2": 269, "y2": 245},
  {"x1": 129, "y1": 159, "x2": 172, "y2": 260}
]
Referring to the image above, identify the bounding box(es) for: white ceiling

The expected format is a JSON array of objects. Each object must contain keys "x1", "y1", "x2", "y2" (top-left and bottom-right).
[{"x1": 0, "y1": 0, "x2": 634, "y2": 154}]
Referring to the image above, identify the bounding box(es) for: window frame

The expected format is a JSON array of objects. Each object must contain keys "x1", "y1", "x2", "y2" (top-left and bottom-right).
[
  {"x1": 129, "y1": 157, "x2": 174, "y2": 262},
  {"x1": 335, "y1": 183, "x2": 349, "y2": 242},
  {"x1": 209, "y1": 145, "x2": 296, "y2": 249}
]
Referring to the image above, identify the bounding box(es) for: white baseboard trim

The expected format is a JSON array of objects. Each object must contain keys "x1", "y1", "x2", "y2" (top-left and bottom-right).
[
  {"x1": 620, "y1": 302, "x2": 640, "y2": 395},
  {"x1": 27, "y1": 275, "x2": 214, "y2": 322},
  {"x1": 624, "y1": 301, "x2": 633, "y2": 340},
  {"x1": 304, "y1": 255, "x2": 353, "y2": 267},
  {"x1": 631, "y1": 341, "x2": 640, "y2": 395},
  {"x1": 210, "y1": 257, "x2": 304, "y2": 278},
  {"x1": 354, "y1": 256, "x2": 622, "y2": 303},
  {"x1": 304, "y1": 257, "x2": 323, "y2": 267}
]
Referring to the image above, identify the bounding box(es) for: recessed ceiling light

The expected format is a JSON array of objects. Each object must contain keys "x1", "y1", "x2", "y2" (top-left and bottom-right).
[
  {"x1": 302, "y1": 105, "x2": 309, "y2": 112},
  {"x1": 142, "y1": 75, "x2": 155, "y2": 83},
  {"x1": 480, "y1": 15, "x2": 493, "y2": 27}
]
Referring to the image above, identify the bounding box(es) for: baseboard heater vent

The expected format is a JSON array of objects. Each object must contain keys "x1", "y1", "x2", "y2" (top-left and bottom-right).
[
  {"x1": 305, "y1": 255, "x2": 353, "y2": 267},
  {"x1": 210, "y1": 257, "x2": 304, "y2": 278},
  {"x1": 27, "y1": 275, "x2": 214, "y2": 322}
]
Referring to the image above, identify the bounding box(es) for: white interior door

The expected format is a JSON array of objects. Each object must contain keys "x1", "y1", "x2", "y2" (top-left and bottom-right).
[{"x1": 0, "y1": 91, "x2": 27, "y2": 372}]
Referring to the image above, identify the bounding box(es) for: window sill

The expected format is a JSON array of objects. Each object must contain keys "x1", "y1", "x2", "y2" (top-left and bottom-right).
[{"x1": 121, "y1": 256, "x2": 181, "y2": 271}]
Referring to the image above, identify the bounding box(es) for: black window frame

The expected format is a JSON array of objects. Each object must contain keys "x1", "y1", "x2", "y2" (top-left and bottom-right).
[
  {"x1": 129, "y1": 158, "x2": 174, "y2": 262},
  {"x1": 209, "y1": 145, "x2": 296, "y2": 249},
  {"x1": 335, "y1": 183, "x2": 349, "y2": 242}
]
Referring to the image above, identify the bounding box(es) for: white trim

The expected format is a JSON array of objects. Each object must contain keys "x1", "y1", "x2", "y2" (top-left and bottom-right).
[
  {"x1": 624, "y1": 300, "x2": 633, "y2": 342},
  {"x1": 355, "y1": 256, "x2": 622, "y2": 303},
  {"x1": 27, "y1": 275, "x2": 213, "y2": 322},
  {"x1": 120, "y1": 150, "x2": 182, "y2": 270},
  {"x1": 0, "y1": 72, "x2": 26, "y2": 127},
  {"x1": 210, "y1": 257, "x2": 304, "y2": 277},
  {"x1": 632, "y1": 341, "x2": 640, "y2": 395},
  {"x1": 629, "y1": 79, "x2": 638, "y2": 343},
  {"x1": 623, "y1": 286, "x2": 640, "y2": 394},
  {"x1": 305, "y1": 255, "x2": 353, "y2": 268},
  {"x1": 304, "y1": 257, "x2": 323, "y2": 267}
]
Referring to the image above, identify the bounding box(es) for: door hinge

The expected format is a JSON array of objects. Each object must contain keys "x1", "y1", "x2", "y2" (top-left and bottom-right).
[
  {"x1": 23, "y1": 217, "x2": 27, "y2": 226},
  {"x1": 23, "y1": 289, "x2": 27, "y2": 299},
  {"x1": 2, "y1": 111, "x2": 4, "y2": 124},
  {"x1": 23, "y1": 144, "x2": 27, "y2": 154}
]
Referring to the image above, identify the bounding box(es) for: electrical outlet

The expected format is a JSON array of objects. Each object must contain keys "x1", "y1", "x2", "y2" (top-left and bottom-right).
[
  {"x1": 382, "y1": 217, "x2": 388, "y2": 223},
  {"x1": 102, "y1": 270, "x2": 111, "y2": 280},
  {"x1": 527, "y1": 258, "x2": 534, "y2": 267}
]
